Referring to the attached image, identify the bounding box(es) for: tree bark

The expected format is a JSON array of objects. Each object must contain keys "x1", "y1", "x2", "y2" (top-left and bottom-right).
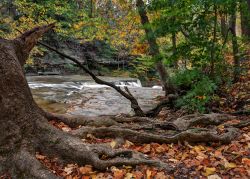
[
  {"x1": 210, "y1": 4, "x2": 218, "y2": 77},
  {"x1": 172, "y1": 32, "x2": 178, "y2": 68},
  {"x1": 220, "y1": 13, "x2": 227, "y2": 39},
  {"x1": 0, "y1": 24, "x2": 58, "y2": 178},
  {"x1": 240, "y1": 0, "x2": 250, "y2": 40},
  {"x1": 229, "y1": 2, "x2": 241, "y2": 82},
  {"x1": 136, "y1": 0, "x2": 175, "y2": 95}
]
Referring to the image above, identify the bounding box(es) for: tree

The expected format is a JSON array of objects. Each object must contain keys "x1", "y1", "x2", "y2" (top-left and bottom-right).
[
  {"x1": 136, "y1": 0, "x2": 175, "y2": 95},
  {"x1": 229, "y1": 1, "x2": 241, "y2": 82},
  {"x1": 240, "y1": 0, "x2": 250, "y2": 41}
]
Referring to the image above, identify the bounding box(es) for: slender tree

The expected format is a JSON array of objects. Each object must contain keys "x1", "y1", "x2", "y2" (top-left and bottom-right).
[
  {"x1": 240, "y1": 0, "x2": 250, "y2": 40},
  {"x1": 229, "y1": 1, "x2": 241, "y2": 82},
  {"x1": 136, "y1": 0, "x2": 175, "y2": 95},
  {"x1": 210, "y1": 4, "x2": 218, "y2": 77}
]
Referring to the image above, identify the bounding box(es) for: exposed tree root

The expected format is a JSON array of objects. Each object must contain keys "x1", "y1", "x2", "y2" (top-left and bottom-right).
[
  {"x1": 172, "y1": 113, "x2": 235, "y2": 130},
  {"x1": 72, "y1": 126, "x2": 239, "y2": 144},
  {"x1": 43, "y1": 111, "x2": 155, "y2": 128},
  {"x1": 44, "y1": 112, "x2": 243, "y2": 145},
  {"x1": 3, "y1": 105, "x2": 246, "y2": 178},
  {"x1": 35, "y1": 118, "x2": 172, "y2": 171},
  {"x1": 225, "y1": 120, "x2": 250, "y2": 128},
  {"x1": 44, "y1": 112, "x2": 120, "y2": 128},
  {"x1": 12, "y1": 149, "x2": 59, "y2": 179},
  {"x1": 145, "y1": 94, "x2": 177, "y2": 117}
]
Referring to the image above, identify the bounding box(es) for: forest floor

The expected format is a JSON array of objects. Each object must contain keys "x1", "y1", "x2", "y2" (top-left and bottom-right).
[
  {"x1": 30, "y1": 113, "x2": 249, "y2": 179},
  {"x1": 1, "y1": 74, "x2": 249, "y2": 179}
]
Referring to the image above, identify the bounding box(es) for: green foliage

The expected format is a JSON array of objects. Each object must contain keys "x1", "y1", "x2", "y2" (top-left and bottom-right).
[
  {"x1": 98, "y1": 42, "x2": 117, "y2": 59},
  {"x1": 130, "y1": 55, "x2": 156, "y2": 80},
  {"x1": 63, "y1": 64, "x2": 78, "y2": 72},
  {"x1": 172, "y1": 70, "x2": 217, "y2": 113},
  {"x1": 171, "y1": 69, "x2": 203, "y2": 89}
]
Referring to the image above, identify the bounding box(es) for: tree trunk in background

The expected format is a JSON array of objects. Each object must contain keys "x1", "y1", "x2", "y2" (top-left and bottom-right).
[
  {"x1": 230, "y1": 2, "x2": 241, "y2": 83},
  {"x1": 172, "y1": 32, "x2": 178, "y2": 68},
  {"x1": 136, "y1": 0, "x2": 175, "y2": 95},
  {"x1": 210, "y1": 4, "x2": 217, "y2": 77},
  {"x1": 247, "y1": 0, "x2": 250, "y2": 12},
  {"x1": 240, "y1": 0, "x2": 250, "y2": 41},
  {"x1": 89, "y1": 0, "x2": 95, "y2": 18},
  {"x1": 220, "y1": 13, "x2": 227, "y2": 39},
  {"x1": 0, "y1": 0, "x2": 17, "y2": 18}
]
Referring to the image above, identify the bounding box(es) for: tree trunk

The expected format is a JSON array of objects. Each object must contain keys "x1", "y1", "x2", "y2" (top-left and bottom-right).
[
  {"x1": 210, "y1": 4, "x2": 218, "y2": 77},
  {"x1": 229, "y1": 2, "x2": 241, "y2": 82},
  {"x1": 172, "y1": 32, "x2": 178, "y2": 68},
  {"x1": 220, "y1": 12, "x2": 227, "y2": 40},
  {"x1": 240, "y1": 0, "x2": 250, "y2": 40},
  {"x1": 136, "y1": 0, "x2": 175, "y2": 95}
]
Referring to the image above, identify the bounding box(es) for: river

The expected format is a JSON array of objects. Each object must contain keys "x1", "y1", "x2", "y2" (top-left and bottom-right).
[{"x1": 27, "y1": 75, "x2": 164, "y2": 116}]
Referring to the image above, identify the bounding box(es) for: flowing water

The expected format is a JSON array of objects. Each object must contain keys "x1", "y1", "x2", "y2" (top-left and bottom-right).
[{"x1": 27, "y1": 75, "x2": 164, "y2": 116}]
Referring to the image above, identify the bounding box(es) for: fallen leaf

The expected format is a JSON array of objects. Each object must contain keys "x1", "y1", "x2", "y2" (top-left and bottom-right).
[
  {"x1": 66, "y1": 176, "x2": 73, "y2": 179},
  {"x1": 113, "y1": 170, "x2": 125, "y2": 179},
  {"x1": 207, "y1": 174, "x2": 221, "y2": 179},
  {"x1": 81, "y1": 176, "x2": 90, "y2": 179},
  {"x1": 132, "y1": 171, "x2": 143, "y2": 179},
  {"x1": 35, "y1": 154, "x2": 46, "y2": 160},
  {"x1": 203, "y1": 167, "x2": 216, "y2": 176},
  {"x1": 123, "y1": 140, "x2": 134, "y2": 148},
  {"x1": 64, "y1": 164, "x2": 76, "y2": 175},
  {"x1": 224, "y1": 162, "x2": 237, "y2": 169},
  {"x1": 111, "y1": 167, "x2": 125, "y2": 179},
  {"x1": 141, "y1": 144, "x2": 151, "y2": 153},
  {"x1": 214, "y1": 150, "x2": 223, "y2": 158},
  {"x1": 243, "y1": 134, "x2": 250, "y2": 141},
  {"x1": 180, "y1": 152, "x2": 189, "y2": 160},
  {"x1": 146, "y1": 169, "x2": 151, "y2": 179},
  {"x1": 62, "y1": 127, "x2": 71, "y2": 132},
  {"x1": 110, "y1": 140, "x2": 117, "y2": 148},
  {"x1": 79, "y1": 165, "x2": 92, "y2": 175},
  {"x1": 155, "y1": 172, "x2": 168, "y2": 179},
  {"x1": 169, "y1": 158, "x2": 179, "y2": 163},
  {"x1": 155, "y1": 145, "x2": 166, "y2": 153},
  {"x1": 242, "y1": 158, "x2": 250, "y2": 167},
  {"x1": 124, "y1": 173, "x2": 133, "y2": 179}
]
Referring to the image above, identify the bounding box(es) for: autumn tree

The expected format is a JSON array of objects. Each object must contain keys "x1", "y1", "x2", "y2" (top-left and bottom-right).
[{"x1": 136, "y1": 0, "x2": 175, "y2": 95}]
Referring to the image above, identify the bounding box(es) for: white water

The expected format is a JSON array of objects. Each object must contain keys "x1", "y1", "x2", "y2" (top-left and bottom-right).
[{"x1": 28, "y1": 75, "x2": 142, "y2": 90}]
